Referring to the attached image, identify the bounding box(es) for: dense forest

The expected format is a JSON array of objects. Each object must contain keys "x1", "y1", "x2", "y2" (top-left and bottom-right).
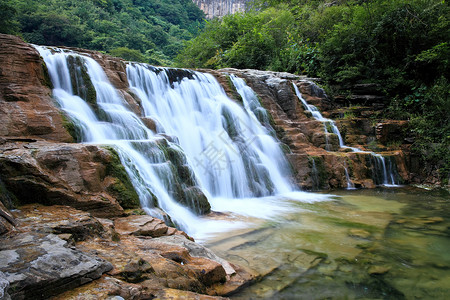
[
  {"x1": 176, "y1": 0, "x2": 449, "y2": 184},
  {"x1": 0, "y1": 0, "x2": 205, "y2": 65}
]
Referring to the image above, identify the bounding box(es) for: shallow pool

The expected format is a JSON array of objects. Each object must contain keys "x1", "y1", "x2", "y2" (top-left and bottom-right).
[{"x1": 203, "y1": 187, "x2": 450, "y2": 299}]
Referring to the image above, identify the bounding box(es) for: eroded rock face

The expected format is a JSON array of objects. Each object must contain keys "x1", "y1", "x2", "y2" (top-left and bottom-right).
[
  {"x1": 0, "y1": 140, "x2": 138, "y2": 218},
  {"x1": 216, "y1": 68, "x2": 410, "y2": 189},
  {"x1": 193, "y1": 0, "x2": 250, "y2": 19},
  {"x1": 0, "y1": 205, "x2": 252, "y2": 299},
  {"x1": 0, "y1": 34, "x2": 73, "y2": 142}
]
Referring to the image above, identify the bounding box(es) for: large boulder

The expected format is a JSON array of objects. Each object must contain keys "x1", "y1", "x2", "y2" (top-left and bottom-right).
[{"x1": 0, "y1": 141, "x2": 141, "y2": 217}]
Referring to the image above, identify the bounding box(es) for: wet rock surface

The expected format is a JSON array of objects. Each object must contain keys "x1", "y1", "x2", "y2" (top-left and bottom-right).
[
  {"x1": 216, "y1": 68, "x2": 411, "y2": 189},
  {"x1": 0, "y1": 205, "x2": 252, "y2": 299}
]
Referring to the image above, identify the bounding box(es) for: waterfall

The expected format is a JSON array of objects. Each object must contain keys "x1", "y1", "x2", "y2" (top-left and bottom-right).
[
  {"x1": 36, "y1": 46, "x2": 307, "y2": 236},
  {"x1": 126, "y1": 64, "x2": 293, "y2": 198},
  {"x1": 343, "y1": 161, "x2": 356, "y2": 190},
  {"x1": 293, "y1": 84, "x2": 360, "y2": 152},
  {"x1": 293, "y1": 83, "x2": 399, "y2": 186},
  {"x1": 36, "y1": 46, "x2": 207, "y2": 232}
]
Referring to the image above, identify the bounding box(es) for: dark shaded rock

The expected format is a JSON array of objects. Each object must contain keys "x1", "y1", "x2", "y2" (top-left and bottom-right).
[{"x1": 0, "y1": 232, "x2": 112, "y2": 300}]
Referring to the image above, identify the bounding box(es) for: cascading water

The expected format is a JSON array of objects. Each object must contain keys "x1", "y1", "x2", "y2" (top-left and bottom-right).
[
  {"x1": 36, "y1": 46, "x2": 320, "y2": 237},
  {"x1": 36, "y1": 46, "x2": 206, "y2": 232},
  {"x1": 126, "y1": 63, "x2": 293, "y2": 199},
  {"x1": 293, "y1": 83, "x2": 399, "y2": 186},
  {"x1": 293, "y1": 84, "x2": 360, "y2": 152},
  {"x1": 343, "y1": 161, "x2": 356, "y2": 190}
]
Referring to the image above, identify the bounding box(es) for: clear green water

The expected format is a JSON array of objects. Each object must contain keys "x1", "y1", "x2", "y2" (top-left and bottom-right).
[{"x1": 204, "y1": 187, "x2": 450, "y2": 299}]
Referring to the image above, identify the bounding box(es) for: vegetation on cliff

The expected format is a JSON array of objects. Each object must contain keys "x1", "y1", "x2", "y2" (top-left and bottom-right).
[
  {"x1": 176, "y1": 0, "x2": 449, "y2": 184},
  {"x1": 0, "y1": 0, "x2": 205, "y2": 65}
]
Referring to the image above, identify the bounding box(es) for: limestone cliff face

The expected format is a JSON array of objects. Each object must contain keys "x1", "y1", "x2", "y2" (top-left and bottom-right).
[{"x1": 193, "y1": 0, "x2": 250, "y2": 18}]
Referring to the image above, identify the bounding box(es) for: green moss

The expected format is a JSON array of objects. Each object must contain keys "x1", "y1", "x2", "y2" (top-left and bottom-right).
[
  {"x1": 67, "y1": 55, "x2": 98, "y2": 113},
  {"x1": 181, "y1": 186, "x2": 211, "y2": 215},
  {"x1": 299, "y1": 248, "x2": 328, "y2": 259},
  {"x1": 280, "y1": 143, "x2": 292, "y2": 154},
  {"x1": 41, "y1": 61, "x2": 53, "y2": 89},
  {"x1": 310, "y1": 156, "x2": 328, "y2": 190},
  {"x1": 103, "y1": 146, "x2": 140, "y2": 209},
  {"x1": 225, "y1": 75, "x2": 243, "y2": 103},
  {"x1": 221, "y1": 106, "x2": 239, "y2": 139},
  {"x1": 318, "y1": 215, "x2": 378, "y2": 233},
  {"x1": 60, "y1": 113, "x2": 80, "y2": 142}
]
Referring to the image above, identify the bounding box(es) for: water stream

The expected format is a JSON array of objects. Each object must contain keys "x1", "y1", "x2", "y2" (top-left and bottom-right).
[
  {"x1": 34, "y1": 46, "x2": 449, "y2": 299},
  {"x1": 293, "y1": 84, "x2": 399, "y2": 186}
]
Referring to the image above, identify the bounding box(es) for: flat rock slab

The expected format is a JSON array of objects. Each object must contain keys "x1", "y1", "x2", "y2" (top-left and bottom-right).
[
  {"x1": 0, "y1": 232, "x2": 112, "y2": 300},
  {"x1": 16, "y1": 204, "x2": 105, "y2": 241}
]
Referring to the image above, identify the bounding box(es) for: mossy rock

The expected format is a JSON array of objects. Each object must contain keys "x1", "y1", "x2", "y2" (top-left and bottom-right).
[
  {"x1": 308, "y1": 156, "x2": 329, "y2": 190},
  {"x1": 41, "y1": 61, "x2": 53, "y2": 89},
  {"x1": 181, "y1": 186, "x2": 211, "y2": 215},
  {"x1": 60, "y1": 113, "x2": 81, "y2": 142},
  {"x1": 66, "y1": 55, "x2": 98, "y2": 113},
  {"x1": 221, "y1": 106, "x2": 239, "y2": 139},
  {"x1": 226, "y1": 75, "x2": 243, "y2": 104},
  {"x1": 103, "y1": 146, "x2": 140, "y2": 209}
]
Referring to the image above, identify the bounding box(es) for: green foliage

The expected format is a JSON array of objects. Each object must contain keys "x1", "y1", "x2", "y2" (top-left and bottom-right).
[
  {"x1": 175, "y1": 7, "x2": 297, "y2": 70},
  {"x1": 7, "y1": 0, "x2": 205, "y2": 64},
  {"x1": 408, "y1": 78, "x2": 450, "y2": 181},
  {"x1": 0, "y1": 0, "x2": 20, "y2": 34},
  {"x1": 109, "y1": 47, "x2": 147, "y2": 63}
]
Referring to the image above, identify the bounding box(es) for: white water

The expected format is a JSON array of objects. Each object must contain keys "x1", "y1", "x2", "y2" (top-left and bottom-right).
[
  {"x1": 293, "y1": 84, "x2": 361, "y2": 152},
  {"x1": 37, "y1": 46, "x2": 208, "y2": 233},
  {"x1": 37, "y1": 46, "x2": 322, "y2": 238},
  {"x1": 127, "y1": 64, "x2": 293, "y2": 198},
  {"x1": 343, "y1": 162, "x2": 356, "y2": 190},
  {"x1": 293, "y1": 83, "x2": 399, "y2": 186}
]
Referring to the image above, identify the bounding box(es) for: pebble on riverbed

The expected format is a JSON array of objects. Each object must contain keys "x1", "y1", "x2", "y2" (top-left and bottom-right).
[
  {"x1": 368, "y1": 265, "x2": 391, "y2": 275},
  {"x1": 348, "y1": 229, "x2": 371, "y2": 239}
]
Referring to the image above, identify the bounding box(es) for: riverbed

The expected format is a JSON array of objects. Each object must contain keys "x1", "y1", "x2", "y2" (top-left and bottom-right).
[{"x1": 202, "y1": 187, "x2": 450, "y2": 299}]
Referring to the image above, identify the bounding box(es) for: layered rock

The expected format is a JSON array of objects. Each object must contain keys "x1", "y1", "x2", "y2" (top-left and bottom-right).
[
  {"x1": 216, "y1": 68, "x2": 410, "y2": 189},
  {"x1": 0, "y1": 205, "x2": 252, "y2": 299},
  {"x1": 0, "y1": 35, "x2": 73, "y2": 142}
]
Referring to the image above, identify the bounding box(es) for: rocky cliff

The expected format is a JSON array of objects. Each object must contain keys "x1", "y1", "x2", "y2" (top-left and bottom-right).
[
  {"x1": 213, "y1": 68, "x2": 411, "y2": 190},
  {"x1": 193, "y1": 0, "x2": 250, "y2": 19}
]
